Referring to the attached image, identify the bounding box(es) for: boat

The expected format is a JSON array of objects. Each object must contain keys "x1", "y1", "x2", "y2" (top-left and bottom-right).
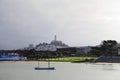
[
  {"x1": 34, "y1": 58, "x2": 55, "y2": 70},
  {"x1": 35, "y1": 67, "x2": 55, "y2": 70}
]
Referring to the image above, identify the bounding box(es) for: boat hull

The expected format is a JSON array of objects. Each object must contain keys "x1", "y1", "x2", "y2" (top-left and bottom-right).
[{"x1": 34, "y1": 67, "x2": 55, "y2": 70}]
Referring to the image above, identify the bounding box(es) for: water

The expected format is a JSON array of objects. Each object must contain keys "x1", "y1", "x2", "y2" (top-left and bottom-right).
[{"x1": 0, "y1": 61, "x2": 120, "y2": 80}]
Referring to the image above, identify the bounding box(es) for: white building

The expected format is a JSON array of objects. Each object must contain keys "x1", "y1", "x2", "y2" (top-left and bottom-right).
[
  {"x1": 35, "y1": 43, "x2": 56, "y2": 51},
  {"x1": 35, "y1": 35, "x2": 69, "y2": 51},
  {"x1": 50, "y1": 35, "x2": 68, "y2": 48},
  {"x1": 0, "y1": 53, "x2": 27, "y2": 60}
]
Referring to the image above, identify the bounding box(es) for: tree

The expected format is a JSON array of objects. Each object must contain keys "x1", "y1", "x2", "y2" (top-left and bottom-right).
[
  {"x1": 90, "y1": 46, "x2": 102, "y2": 56},
  {"x1": 100, "y1": 40, "x2": 117, "y2": 56},
  {"x1": 90, "y1": 40, "x2": 117, "y2": 57}
]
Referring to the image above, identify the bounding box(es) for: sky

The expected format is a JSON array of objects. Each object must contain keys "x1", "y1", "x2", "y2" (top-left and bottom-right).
[{"x1": 1, "y1": 0, "x2": 120, "y2": 49}]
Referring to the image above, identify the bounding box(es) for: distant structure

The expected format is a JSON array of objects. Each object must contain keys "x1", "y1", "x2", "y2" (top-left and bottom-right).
[
  {"x1": 0, "y1": 53, "x2": 27, "y2": 60},
  {"x1": 114, "y1": 43, "x2": 120, "y2": 55},
  {"x1": 50, "y1": 35, "x2": 69, "y2": 48},
  {"x1": 75, "y1": 46, "x2": 91, "y2": 55},
  {"x1": 35, "y1": 35, "x2": 69, "y2": 51},
  {"x1": 55, "y1": 35, "x2": 57, "y2": 41},
  {"x1": 23, "y1": 44, "x2": 34, "y2": 50},
  {"x1": 35, "y1": 43, "x2": 56, "y2": 51}
]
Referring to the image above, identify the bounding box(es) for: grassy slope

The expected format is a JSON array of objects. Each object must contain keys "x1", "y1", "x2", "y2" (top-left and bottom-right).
[{"x1": 44, "y1": 57, "x2": 96, "y2": 62}]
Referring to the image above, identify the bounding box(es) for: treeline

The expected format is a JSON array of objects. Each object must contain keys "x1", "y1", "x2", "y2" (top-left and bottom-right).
[
  {"x1": 0, "y1": 49, "x2": 90, "y2": 60},
  {"x1": 0, "y1": 50, "x2": 59, "y2": 60},
  {"x1": 0, "y1": 40, "x2": 119, "y2": 60},
  {"x1": 90, "y1": 40, "x2": 118, "y2": 57},
  {"x1": 0, "y1": 49, "x2": 74, "y2": 60}
]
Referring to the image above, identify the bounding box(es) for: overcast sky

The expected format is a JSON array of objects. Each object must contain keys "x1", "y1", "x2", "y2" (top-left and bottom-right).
[{"x1": 0, "y1": 0, "x2": 120, "y2": 49}]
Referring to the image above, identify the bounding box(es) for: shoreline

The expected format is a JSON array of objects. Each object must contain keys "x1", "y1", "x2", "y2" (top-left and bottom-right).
[
  {"x1": 1, "y1": 61, "x2": 120, "y2": 64},
  {"x1": 0, "y1": 60, "x2": 72, "y2": 63}
]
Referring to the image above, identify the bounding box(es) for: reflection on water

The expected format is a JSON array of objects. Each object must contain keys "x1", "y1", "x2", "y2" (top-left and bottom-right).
[
  {"x1": 1, "y1": 62, "x2": 120, "y2": 80},
  {"x1": 102, "y1": 64, "x2": 115, "y2": 71},
  {"x1": 91, "y1": 63, "x2": 120, "y2": 71}
]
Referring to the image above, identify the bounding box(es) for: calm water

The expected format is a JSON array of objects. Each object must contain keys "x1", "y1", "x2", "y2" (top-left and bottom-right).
[{"x1": 0, "y1": 62, "x2": 120, "y2": 80}]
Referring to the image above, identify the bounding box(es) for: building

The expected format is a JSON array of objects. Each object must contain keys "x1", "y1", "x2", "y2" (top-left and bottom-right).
[
  {"x1": 35, "y1": 43, "x2": 56, "y2": 51},
  {"x1": 23, "y1": 44, "x2": 34, "y2": 50},
  {"x1": 35, "y1": 35, "x2": 69, "y2": 51},
  {"x1": 50, "y1": 35, "x2": 69, "y2": 48},
  {"x1": 0, "y1": 53, "x2": 27, "y2": 60}
]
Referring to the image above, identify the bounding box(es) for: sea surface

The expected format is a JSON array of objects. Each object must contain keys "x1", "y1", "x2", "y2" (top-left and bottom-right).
[{"x1": 0, "y1": 61, "x2": 120, "y2": 80}]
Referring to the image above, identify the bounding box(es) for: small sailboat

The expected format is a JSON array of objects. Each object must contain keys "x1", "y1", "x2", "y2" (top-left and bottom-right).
[{"x1": 34, "y1": 57, "x2": 55, "y2": 70}]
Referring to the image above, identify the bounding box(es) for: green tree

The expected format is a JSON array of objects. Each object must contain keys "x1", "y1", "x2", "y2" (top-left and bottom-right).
[
  {"x1": 100, "y1": 40, "x2": 117, "y2": 56},
  {"x1": 90, "y1": 40, "x2": 117, "y2": 57}
]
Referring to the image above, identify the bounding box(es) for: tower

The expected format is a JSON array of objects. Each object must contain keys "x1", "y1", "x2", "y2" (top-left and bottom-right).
[{"x1": 54, "y1": 35, "x2": 57, "y2": 41}]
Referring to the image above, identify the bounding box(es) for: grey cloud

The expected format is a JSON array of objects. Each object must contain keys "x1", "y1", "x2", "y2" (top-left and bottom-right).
[{"x1": 1, "y1": 0, "x2": 120, "y2": 49}]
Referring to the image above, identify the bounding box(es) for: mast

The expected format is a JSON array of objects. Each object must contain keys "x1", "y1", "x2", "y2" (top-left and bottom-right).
[
  {"x1": 48, "y1": 60, "x2": 50, "y2": 68},
  {"x1": 48, "y1": 52, "x2": 50, "y2": 68},
  {"x1": 38, "y1": 54, "x2": 40, "y2": 67}
]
